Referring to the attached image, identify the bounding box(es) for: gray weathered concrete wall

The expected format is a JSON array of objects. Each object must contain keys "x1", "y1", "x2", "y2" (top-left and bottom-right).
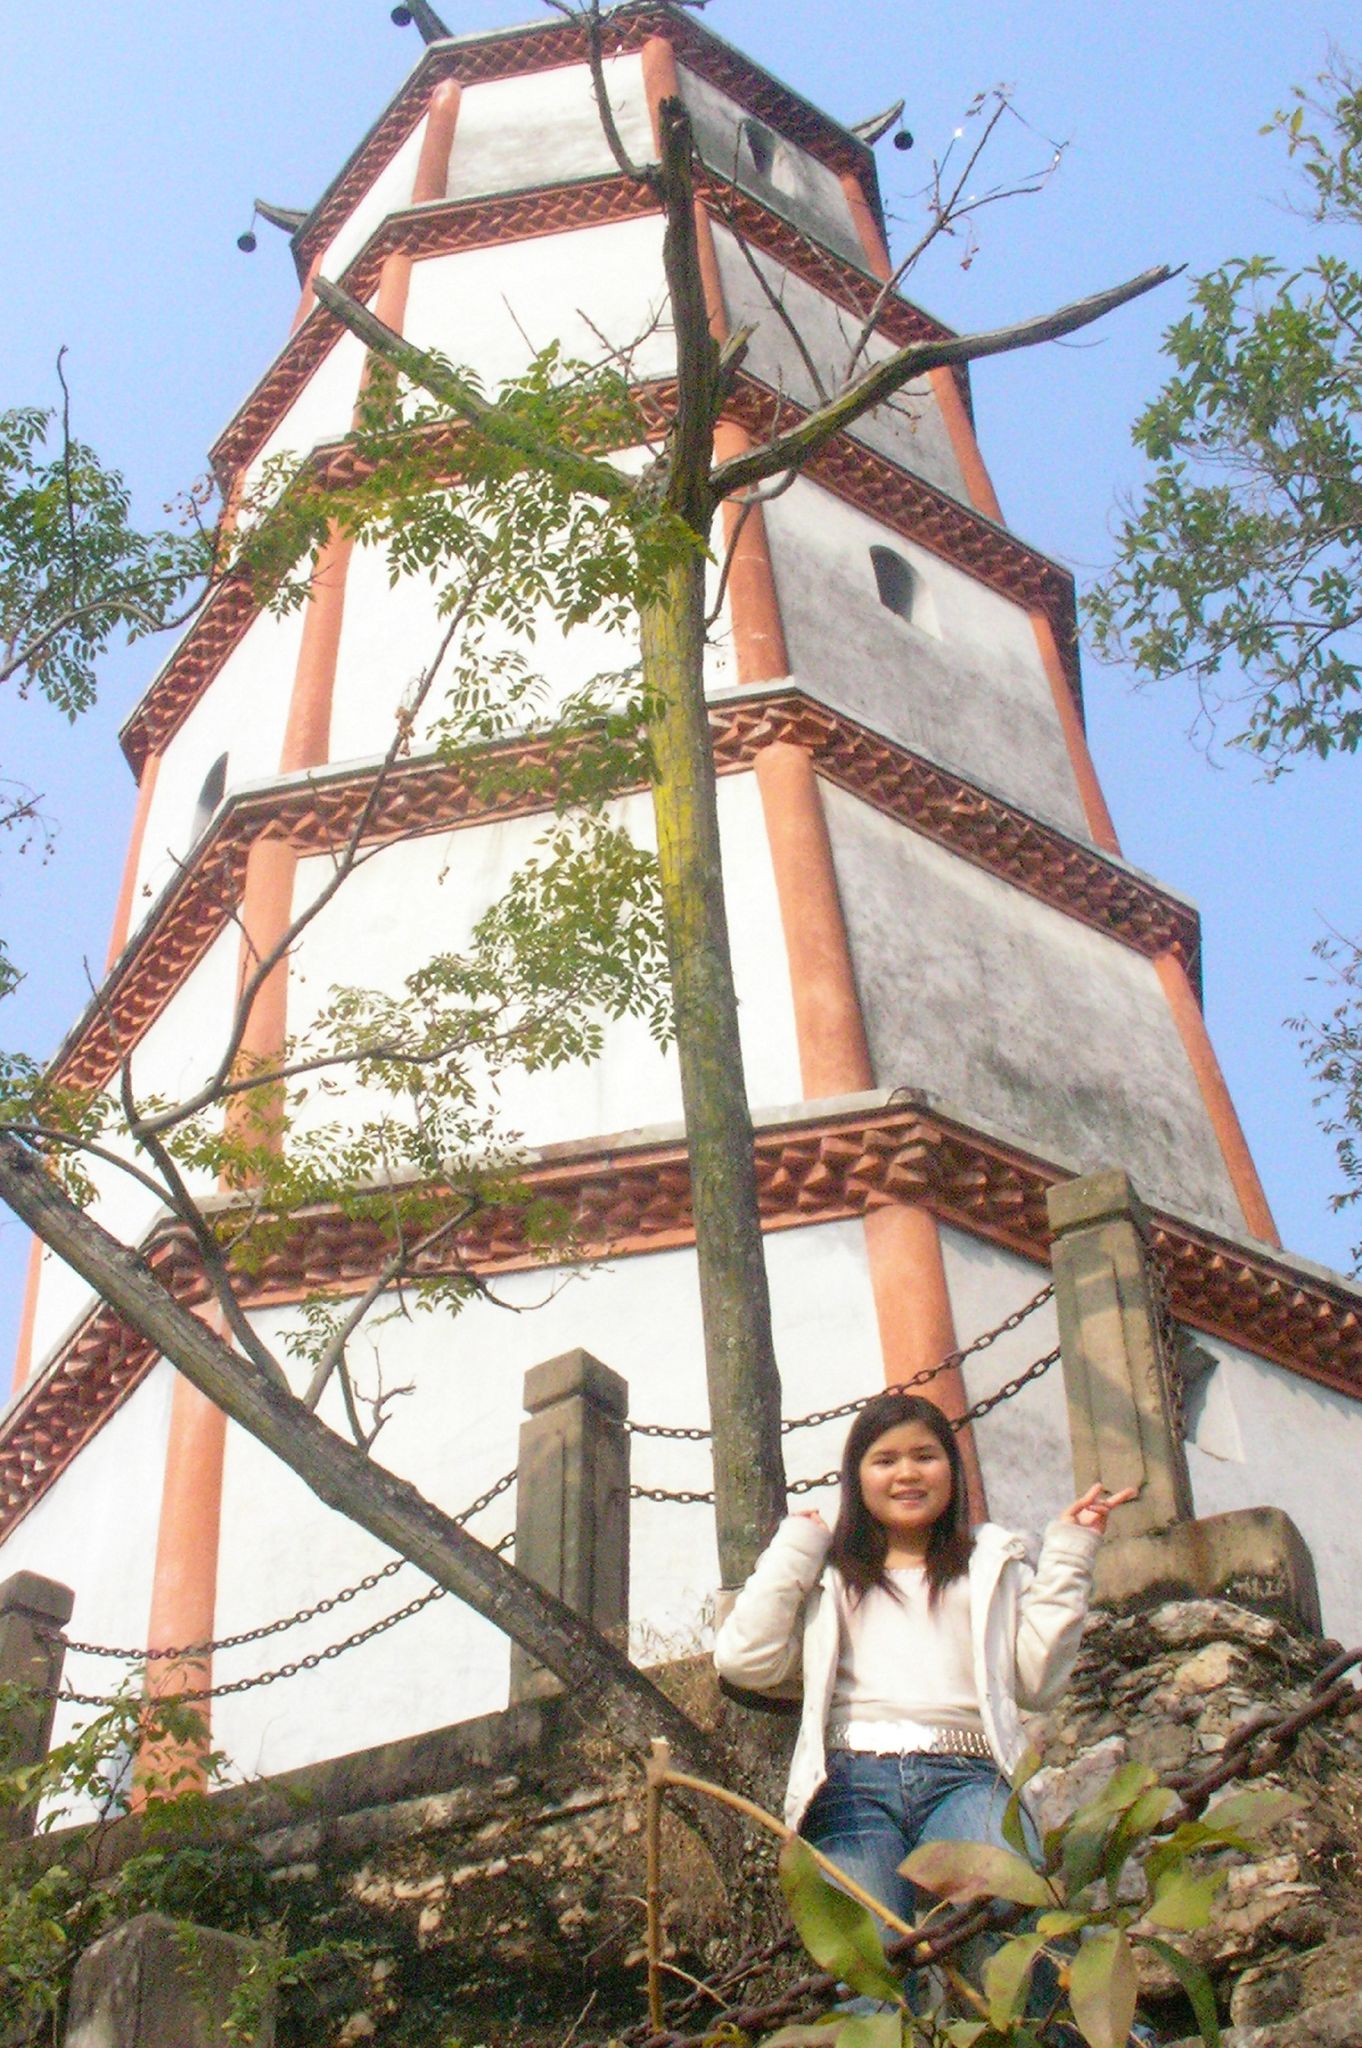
[
  {"x1": 763, "y1": 478, "x2": 1090, "y2": 837},
  {"x1": 824, "y1": 786, "x2": 1241, "y2": 1231},
  {"x1": 711, "y1": 227, "x2": 968, "y2": 500},
  {"x1": 675, "y1": 61, "x2": 866, "y2": 265}
]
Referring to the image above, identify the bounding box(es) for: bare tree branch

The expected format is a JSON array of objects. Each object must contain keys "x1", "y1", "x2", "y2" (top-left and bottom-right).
[
  {"x1": 544, "y1": 0, "x2": 660, "y2": 190},
  {"x1": 710, "y1": 266, "x2": 1179, "y2": 501}
]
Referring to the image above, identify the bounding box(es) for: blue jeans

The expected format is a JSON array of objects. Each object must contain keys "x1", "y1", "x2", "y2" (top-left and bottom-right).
[
  {"x1": 801, "y1": 1749, "x2": 1032, "y2": 1926},
  {"x1": 801, "y1": 1751, "x2": 1039, "y2": 2015}
]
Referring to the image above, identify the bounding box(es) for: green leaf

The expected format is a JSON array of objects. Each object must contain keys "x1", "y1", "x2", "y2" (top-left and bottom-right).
[
  {"x1": 1001, "y1": 1750, "x2": 1040, "y2": 1859},
  {"x1": 1071, "y1": 1762, "x2": 1159, "y2": 1824},
  {"x1": 1069, "y1": 1928, "x2": 1139, "y2": 2048},
  {"x1": 900, "y1": 1839, "x2": 1051, "y2": 1907},
  {"x1": 1137, "y1": 1935, "x2": 1222, "y2": 2048},
  {"x1": 1061, "y1": 1814, "x2": 1115, "y2": 1898},
  {"x1": 1199, "y1": 1787, "x2": 1300, "y2": 1838},
  {"x1": 761, "y1": 2027, "x2": 843, "y2": 2047},
  {"x1": 1036, "y1": 1909, "x2": 1089, "y2": 1938},
  {"x1": 983, "y1": 1930, "x2": 1046, "y2": 2028},
  {"x1": 838, "y1": 2017, "x2": 907, "y2": 2048},
  {"x1": 778, "y1": 1838, "x2": 905, "y2": 2007},
  {"x1": 1103, "y1": 1787, "x2": 1179, "y2": 1887},
  {"x1": 1144, "y1": 1867, "x2": 1225, "y2": 1932}
]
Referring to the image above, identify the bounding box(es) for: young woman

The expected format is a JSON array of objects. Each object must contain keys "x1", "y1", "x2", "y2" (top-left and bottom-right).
[{"x1": 713, "y1": 1391, "x2": 1134, "y2": 1927}]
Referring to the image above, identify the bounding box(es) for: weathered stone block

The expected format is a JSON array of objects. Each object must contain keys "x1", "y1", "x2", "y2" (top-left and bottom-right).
[
  {"x1": 1093, "y1": 1506, "x2": 1321, "y2": 1634},
  {"x1": 0, "y1": 1568, "x2": 73, "y2": 1841},
  {"x1": 1232, "y1": 1935, "x2": 1362, "y2": 2031},
  {"x1": 1047, "y1": 1166, "x2": 1193, "y2": 1539},
  {"x1": 64, "y1": 1912, "x2": 274, "y2": 2047},
  {"x1": 1174, "y1": 1989, "x2": 1362, "y2": 2046},
  {"x1": 510, "y1": 1348, "x2": 629, "y2": 1702}
]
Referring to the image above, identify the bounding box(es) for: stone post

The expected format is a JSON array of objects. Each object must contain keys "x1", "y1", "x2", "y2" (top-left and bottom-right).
[
  {"x1": 509, "y1": 1348, "x2": 630, "y2": 1703},
  {"x1": 64, "y1": 1912, "x2": 275, "y2": 2047},
  {"x1": 0, "y1": 1569, "x2": 73, "y2": 1842},
  {"x1": 1047, "y1": 1167, "x2": 1321, "y2": 1631},
  {"x1": 1046, "y1": 1166, "x2": 1192, "y2": 1538}
]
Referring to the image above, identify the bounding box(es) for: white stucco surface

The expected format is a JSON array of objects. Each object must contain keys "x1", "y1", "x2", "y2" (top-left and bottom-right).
[
  {"x1": 941, "y1": 1226, "x2": 1074, "y2": 1535},
  {"x1": 283, "y1": 772, "x2": 801, "y2": 1153},
  {"x1": 133, "y1": 604, "x2": 305, "y2": 921},
  {"x1": 27, "y1": 925, "x2": 239, "y2": 1374},
  {"x1": 401, "y1": 215, "x2": 674, "y2": 391},
  {"x1": 446, "y1": 57, "x2": 652, "y2": 203},
  {"x1": 824, "y1": 789, "x2": 1243, "y2": 1232},
  {"x1": 316, "y1": 120, "x2": 429, "y2": 288},
  {"x1": 0, "y1": 1359, "x2": 176, "y2": 1823},
  {"x1": 711, "y1": 226, "x2": 968, "y2": 501},
  {"x1": 761, "y1": 477, "x2": 1090, "y2": 839},
  {"x1": 1182, "y1": 1335, "x2": 1362, "y2": 1645},
  {"x1": 240, "y1": 328, "x2": 369, "y2": 502},
  {"x1": 326, "y1": 527, "x2": 644, "y2": 768},
  {"x1": 211, "y1": 1213, "x2": 885, "y2": 1773}
]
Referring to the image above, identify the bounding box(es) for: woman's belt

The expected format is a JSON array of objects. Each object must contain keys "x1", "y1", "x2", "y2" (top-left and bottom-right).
[{"x1": 825, "y1": 1716, "x2": 993, "y2": 1760}]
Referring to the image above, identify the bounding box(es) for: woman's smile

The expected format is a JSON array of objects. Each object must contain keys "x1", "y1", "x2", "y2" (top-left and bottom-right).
[{"x1": 857, "y1": 1420, "x2": 954, "y2": 1556}]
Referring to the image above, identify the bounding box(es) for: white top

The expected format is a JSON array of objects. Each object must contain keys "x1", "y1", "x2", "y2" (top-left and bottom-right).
[{"x1": 828, "y1": 1563, "x2": 985, "y2": 1746}]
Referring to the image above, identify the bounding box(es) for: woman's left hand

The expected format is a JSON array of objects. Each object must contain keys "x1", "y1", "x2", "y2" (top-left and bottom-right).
[{"x1": 1060, "y1": 1483, "x2": 1138, "y2": 1534}]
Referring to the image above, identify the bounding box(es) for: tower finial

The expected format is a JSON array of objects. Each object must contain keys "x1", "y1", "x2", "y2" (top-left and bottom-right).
[
  {"x1": 236, "y1": 199, "x2": 310, "y2": 254},
  {"x1": 850, "y1": 99, "x2": 906, "y2": 146},
  {"x1": 390, "y1": 1, "x2": 451, "y2": 42}
]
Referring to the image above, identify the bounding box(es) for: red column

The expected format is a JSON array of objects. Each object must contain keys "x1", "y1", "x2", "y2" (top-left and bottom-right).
[
  {"x1": 754, "y1": 740, "x2": 987, "y2": 1509},
  {"x1": 755, "y1": 742, "x2": 870, "y2": 1098},
  {"x1": 863, "y1": 1204, "x2": 989, "y2": 1523},
  {"x1": 105, "y1": 750, "x2": 162, "y2": 969},
  {"x1": 412, "y1": 79, "x2": 462, "y2": 205},
  {"x1": 9, "y1": 1238, "x2": 43, "y2": 1396},
  {"x1": 1155, "y1": 951, "x2": 1279, "y2": 1245},
  {"x1": 712, "y1": 420, "x2": 789, "y2": 685}
]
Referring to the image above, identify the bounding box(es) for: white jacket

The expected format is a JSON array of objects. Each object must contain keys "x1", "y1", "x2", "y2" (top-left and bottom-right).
[{"x1": 713, "y1": 1515, "x2": 1101, "y2": 1829}]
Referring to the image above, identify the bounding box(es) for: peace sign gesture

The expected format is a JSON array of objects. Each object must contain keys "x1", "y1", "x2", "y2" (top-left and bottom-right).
[{"x1": 1060, "y1": 1483, "x2": 1137, "y2": 1534}]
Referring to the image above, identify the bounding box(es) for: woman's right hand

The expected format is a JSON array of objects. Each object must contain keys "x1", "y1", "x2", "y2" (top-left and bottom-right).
[{"x1": 793, "y1": 1510, "x2": 829, "y2": 1532}]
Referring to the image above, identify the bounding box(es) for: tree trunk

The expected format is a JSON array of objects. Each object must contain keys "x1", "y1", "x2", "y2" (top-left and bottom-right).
[
  {"x1": 641, "y1": 550, "x2": 787, "y2": 1585},
  {"x1": 0, "y1": 1138, "x2": 731, "y2": 1795}
]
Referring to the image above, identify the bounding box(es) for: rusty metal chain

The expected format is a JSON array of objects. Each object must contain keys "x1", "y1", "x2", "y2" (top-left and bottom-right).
[
  {"x1": 1145, "y1": 1241, "x2": 1187, "y2": 1442},
  {"x1": 626, "y1": 1283, "x2": 1055, "y2": 1443},
  {"x1": 630, "y1": 1345, "x2": 1062, "y2": 1506},
  {"x1": 48, "y1": 1469, "x2": 518, "y2": 1705}
]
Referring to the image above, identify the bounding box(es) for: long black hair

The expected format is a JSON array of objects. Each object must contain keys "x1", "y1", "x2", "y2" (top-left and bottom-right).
[{"x1": 827, "y1": 1393, "x2": 973, "y2": 1611}]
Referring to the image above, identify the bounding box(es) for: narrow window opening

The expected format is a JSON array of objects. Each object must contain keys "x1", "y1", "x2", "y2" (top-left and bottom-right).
[
  {"x1": 740, "y1": 117, "x2": 777, "y2": 180},
  {"x1": 191, "y1": 752, "x2": 228, "y2": 841},
  {"x1": 870, "y1": 545, "x2": 916, "y2": 622}
]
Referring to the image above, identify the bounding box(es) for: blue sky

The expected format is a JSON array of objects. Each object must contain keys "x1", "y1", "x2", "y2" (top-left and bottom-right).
[{"x1": 1, "y1": 0, "x2": 1357, "y2": 1364}]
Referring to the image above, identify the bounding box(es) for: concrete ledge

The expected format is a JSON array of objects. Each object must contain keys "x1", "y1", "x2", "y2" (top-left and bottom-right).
[
  {"x1": 65, "y1": 1912, "x2": 273, "y2": 2048},
  {"x1": 1094, "y1": 1507, "x2": 1322, "y2": 1636}
]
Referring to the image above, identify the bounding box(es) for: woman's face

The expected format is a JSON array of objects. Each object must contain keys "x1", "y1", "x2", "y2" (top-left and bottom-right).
[{"x1": 857, "y1": 1419, "x2": 954, "y2": 1551}]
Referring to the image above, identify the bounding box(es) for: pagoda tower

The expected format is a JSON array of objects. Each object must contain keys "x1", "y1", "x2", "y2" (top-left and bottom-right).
[{"x1": 3, "y1": 4, "x2": 1360, "y2": 1804}]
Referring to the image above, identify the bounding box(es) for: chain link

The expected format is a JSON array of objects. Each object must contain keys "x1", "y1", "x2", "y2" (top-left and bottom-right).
[
  {"x1": 46, "y1": 1294, "x2": 1061, "y2": 1696},
  {"x1": 630, "y1": 1346, "x2": 1062, "y2": 1506},
  {"x1": 625, "y1": 1284, "x2": 1056, "y2": 1442},
  {"x1": 50, "y1": 1469, "x2": 518, "y2": 1706}
]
